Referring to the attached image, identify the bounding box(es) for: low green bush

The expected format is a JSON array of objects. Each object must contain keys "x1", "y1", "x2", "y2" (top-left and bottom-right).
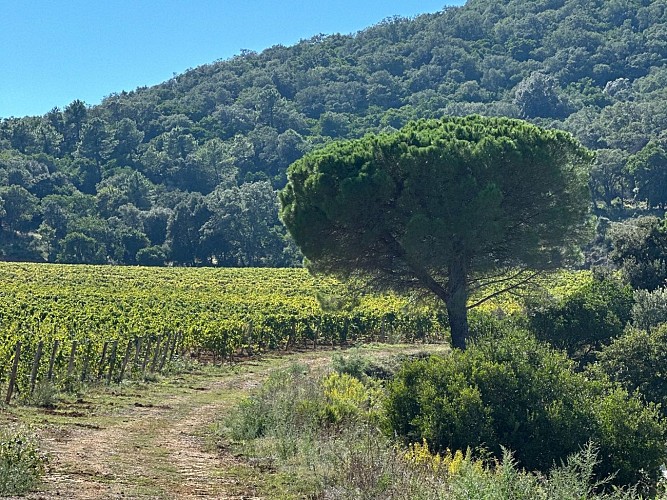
[
  {"x1": 221, "y1": 351, "x2": 652, "y2": 498},
  {"x1": 631, "y1": 287, "x2": 667, "y2": 332},
  {"x1": 384, "y1": 328, "x2": 666, "y2": 489},
  {"x1": 0, "y1": 426, "x2": 46, "y2": 496},
  {"x1": 331, "y1": 350, "x2": 431, "y2": 382},
  {"x1": 528, "y1": 276, "x2": 633, "y2": 362},
  {"x1": 225, "y1": 363, "x2": 321, "y2": 443},
  {"x1": 595, "y1": 324, "x2": 667, "y2": 413}
]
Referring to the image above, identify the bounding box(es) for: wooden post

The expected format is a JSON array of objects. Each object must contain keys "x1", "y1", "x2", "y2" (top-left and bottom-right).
[
  {"x1": 106, "y1": 341, "x2": 118, "y2": 384},
  {"x1": 47, "y1": 340, "x2": 60, "y2": 381},
  {"x1": 181, "y1": 333, "x2": 187, "y2": 358},
  {"x1": 133, "y1": 337, "x2": 142, "y2": 368},
  {"x1": 97, "y1": 341, "x2": 109, "y2": 380},
  {"x1": 29, "y1": 341, "x2": 44, "y2": 394},
  {"x1": 149, "y1": 336, "x2": 162, "y2": 372},
  {"x1": 158, "y1": 333, "x2": 172, "y2": 372},
  {"x1": 5, "y1": 342, "x2": 21, "y2": 404},
  {"x1": 142, "y1": 337, "x2": 153, "y2": 374},
  {"x1": 117, "y1": 339, "x2": 134, "y2": 382},
  {"x1": 169, "y1": 333, "x2": 179, "y2": 361},
  {"x1": 81, "y1": 341, "x2": 91, "y2": 382},
  {"x1": 68, "y1": 340, "x2": 78, "y2": 378}
]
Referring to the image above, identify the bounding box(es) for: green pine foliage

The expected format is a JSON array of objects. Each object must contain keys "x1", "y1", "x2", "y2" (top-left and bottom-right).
[{"x1": 0, "y1": 0, "x2": 666, "y2": 264}]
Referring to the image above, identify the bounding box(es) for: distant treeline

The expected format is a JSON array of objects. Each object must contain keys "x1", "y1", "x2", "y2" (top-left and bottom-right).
[{"x1": 1, "y1": 0, "x2": 666, "y2": 265}]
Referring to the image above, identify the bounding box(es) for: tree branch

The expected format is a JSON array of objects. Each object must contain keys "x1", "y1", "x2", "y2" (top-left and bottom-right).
[
  {"x1": 467, "y1": 268, "x2": 534, "y2": 292},
  {"x1": 381, "y1": 232, "x2": 451, "y2": 304},
  {"x1": 466, "y1": 270, "x2": 543, "y2": 310}
]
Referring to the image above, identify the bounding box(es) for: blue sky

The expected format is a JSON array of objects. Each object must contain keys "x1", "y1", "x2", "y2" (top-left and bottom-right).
[{"x1": 1, "y1": 1, "x2": 465, "y2": 119}]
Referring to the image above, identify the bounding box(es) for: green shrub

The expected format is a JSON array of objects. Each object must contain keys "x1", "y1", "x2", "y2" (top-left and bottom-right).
[
  {"x1": 384, "y1": 328, "x2": 666, "y2": 489},
  {"x1": 225, "y1": 363, "x2": 321, "y2": 442},
  {"x1": 20, "y1": 380, "x2": 58, "y2": 408},
  {"x1": 528, "y1": 276, "x2": 633, "y2": 362},
  {"x1": 321, "y1": 372, "x2": 368, "y2": 424},
  {"x1": 331, "y1": 350, "x2": 430, "y2": 382},
  {"x1": 595, "y1": 324, "x2": 667, "y2": 413},
  {"x1": 0, "y1": 426, "x2": 46, "y2": 496},
  {"x1": 631, "y1": 287, "x2": 667, "y2": 332},
  {"x1": 222, "y1": 351, "x2": 654, "y2": 498},
  {"x1": 331, "y1": 351, "x2": 371, "y2": 380}
]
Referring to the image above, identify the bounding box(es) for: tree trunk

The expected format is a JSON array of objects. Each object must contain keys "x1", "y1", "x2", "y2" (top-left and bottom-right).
[
  {"x1": 380, "y1": 233, "x2": 470, "y2": 348},
  {"x1": 446, "y1": 258, "x2": 469, "y2": 350}
]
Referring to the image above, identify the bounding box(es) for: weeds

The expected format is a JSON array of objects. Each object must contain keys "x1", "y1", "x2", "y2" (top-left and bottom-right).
[
  {"x1": 0, "y1": 426, "x2": 47, "y2": 496},
  {"x1": 20, "y1": 380, "x2": 59, "y2": 408},
  {"x1": 222, "y1": 358, "x2": 655, "y2": 499}
]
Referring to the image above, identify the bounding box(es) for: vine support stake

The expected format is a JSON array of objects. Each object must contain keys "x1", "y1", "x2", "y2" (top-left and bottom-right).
[
  {"x1": 118, "y1": 339, "x2": 134, "y2": 383},
  {"x1": 106, "y1": 340, "x2": 118, "y2": 385},
  {"x1": 5, "y1": 341, "x2": 21, "y2": 404},
  {"x1": 158, "y1": 333, "x2": 172, "y2": 372},
  {"x1": 67, "y1": 340, "x2": 78, "y2": 378},
  {"x1": 98, "y1": 341, "x2": 109, "y2": 380},
  {"x1": 149, "y1": 336, "x2": 162, "y2": 373},
  {"x1": 133, "y1": 337, "x2": 142, "y2": 369},
  {"x1": 30, "y1": 341, "x2": 44, "y2": 395},
  {"x1": 142, "y1": 337, "x2": 153, "y2": 375},
  {"x1": 81, "y1": 340, "x2": 91, "y2": 382},
  {"x1": 169, "y1": 333, "x2": 179, "y2": 361},
  {"x1": 47, "y1": 340, "x2": 60, "y2": 381}
]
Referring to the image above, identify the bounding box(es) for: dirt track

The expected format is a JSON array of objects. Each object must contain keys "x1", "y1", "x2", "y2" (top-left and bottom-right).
[
  {"x1": 13, "y1": 354, "x2": 308, "y2": 499},
  {"x1": 4, "y1": 345, "x2": 445, "y2": 499}
]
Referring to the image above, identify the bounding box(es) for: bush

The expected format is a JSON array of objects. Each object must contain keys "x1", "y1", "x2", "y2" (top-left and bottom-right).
[
  {"x1": 631, "y1": 287, "x2": 667, "y2": 332},
  {"x1": 20, "y1": 380, "x2": 58, "y2": 408},
  {"x1": 528, "y1": 276, "x2": 633, "y2": 362},
  {"x1": 331, "y1": 350, "x2": 431, "y2": 382},
  {"x1": 225, "y1": 363, "x2": 321, "y2": 443},
  {"x1": 384, "y1": 328, "x2": 666, "y2": 489},
  {"x1": 595, "y1": 324, "x2": 667, "y2": 413},
  {"x1": 136, "y1": 245, "x2": 167, "y2": 266},
  {"x1": 222, "y1": 353, "x2": 649, "y2": 499},
  {"x1": 608, "y1": 216, "x2": 667, "y2": 291},
  {"x1": 321, "y1": 372, "x2": 368, "y2": 424},
  {"x1": 0, "y1": 426, "x2": 46, "y2": 496}
]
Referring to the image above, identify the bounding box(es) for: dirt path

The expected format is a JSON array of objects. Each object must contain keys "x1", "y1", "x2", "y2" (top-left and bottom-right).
[
  {"x1": 3, "y1": 345, "x2": 445, "y2": 499},
  {"x1": 7, "y1": 351, "x2": 333, "y2": 499}
]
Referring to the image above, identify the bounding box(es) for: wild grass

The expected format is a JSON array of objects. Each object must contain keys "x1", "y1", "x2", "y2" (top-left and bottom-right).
[
  {"x1": 221, "y1": 357, "x2": 662, "y2": 499},
  {"x1": 0, "y1": 425, "x2": 47, "y2": 496}
]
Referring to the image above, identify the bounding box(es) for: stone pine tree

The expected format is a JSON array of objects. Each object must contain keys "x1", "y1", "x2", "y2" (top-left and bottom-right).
[{"x1": 279, "y1": 116, "x2": 593, "y2": 349}]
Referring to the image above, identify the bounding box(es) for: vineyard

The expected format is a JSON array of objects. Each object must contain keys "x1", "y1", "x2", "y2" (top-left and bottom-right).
[
  {"x1": 0, "y1": 262, "x2": 594, "y2": 404},
  {"x1": 0, "y1": 263, "x2": 445, "y2": 402}
]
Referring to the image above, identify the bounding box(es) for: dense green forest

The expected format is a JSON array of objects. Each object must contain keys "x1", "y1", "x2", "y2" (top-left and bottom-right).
[{"x1": 1, "y1": 0, "x2": 667, "y2": 266}]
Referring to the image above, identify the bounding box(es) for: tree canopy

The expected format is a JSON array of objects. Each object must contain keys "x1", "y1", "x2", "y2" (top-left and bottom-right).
[
  {"x1": 0, "y1": 0, "x2": 666, "y2": 264},
  {"x1": 280, "y1": 116, "x2": 593, "y2": 348}
]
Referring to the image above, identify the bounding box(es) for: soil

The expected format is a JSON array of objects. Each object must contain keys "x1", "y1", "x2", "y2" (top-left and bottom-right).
[{"x1": 2, "y1": 345, "x2": 446, "y2": 499}]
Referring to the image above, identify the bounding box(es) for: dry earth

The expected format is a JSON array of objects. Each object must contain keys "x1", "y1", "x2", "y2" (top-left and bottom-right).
[{"x1": 2, "y1": 345, "x2": 441, "y2": 499}]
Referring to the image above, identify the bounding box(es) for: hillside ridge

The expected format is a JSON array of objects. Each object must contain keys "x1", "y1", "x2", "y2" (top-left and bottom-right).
[{"x1": 0, "y1": 0, "x2": 666, "y2": 265}]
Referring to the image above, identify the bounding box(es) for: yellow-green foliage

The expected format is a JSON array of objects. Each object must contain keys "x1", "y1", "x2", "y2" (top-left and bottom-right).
[
  {"x1": 404, "y1": 439, "x2": 481, "y2": 477},
  {"x1": 321, "y1": 372, "x2": 368, "y2": 423},
  {"x1": 0, "y1": 263, "x2": 442, "y2": 393},
  {"x1": 472, "y1": 269, "x2": 594, "y2": 315},
  {"x1": 0, "y1": 426, "x2": 46, "y2": 496}
]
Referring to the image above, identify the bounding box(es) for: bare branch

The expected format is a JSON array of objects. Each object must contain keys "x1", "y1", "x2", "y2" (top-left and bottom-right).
[
  {"x1": 466, "y1": 270, "x2": 543, "y2": 310},
  {"x1": 467, "y1": 268, "x2": 534, "y2": 292}
]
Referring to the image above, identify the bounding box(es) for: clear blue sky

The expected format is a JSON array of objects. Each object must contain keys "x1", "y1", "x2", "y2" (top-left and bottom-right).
[{"x1": 1, "y1": 1, "x2": 466, "y2": 119}]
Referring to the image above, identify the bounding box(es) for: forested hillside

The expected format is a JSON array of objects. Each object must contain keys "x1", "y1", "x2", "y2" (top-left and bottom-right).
[{"x1": 1, "y1": 0, "x2": 666, "y2": 266}]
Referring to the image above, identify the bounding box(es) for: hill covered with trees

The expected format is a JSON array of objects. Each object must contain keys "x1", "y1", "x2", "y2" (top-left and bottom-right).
[{"x1": 1, "y1": 0, "x2": 666, "y2": 266}]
